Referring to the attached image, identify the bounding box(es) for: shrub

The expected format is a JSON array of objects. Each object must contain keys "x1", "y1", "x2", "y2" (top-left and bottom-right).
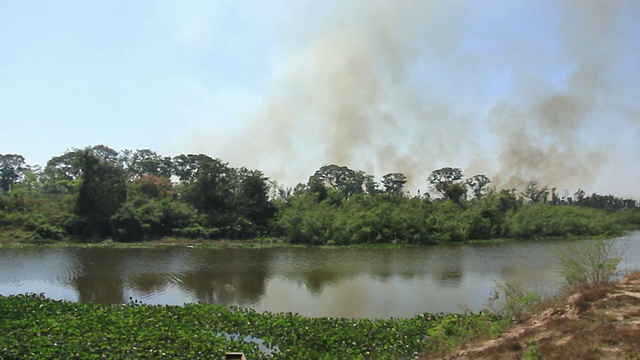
[
  {"x1": 486, "y1": 283, "x2": 543, "y2": 323},
  {"x1": 172, "y1": 226, "x2": 220, "y2": 239},
  {"x1": 557, "y1": 239, "x2": 623, "y2": 287}
]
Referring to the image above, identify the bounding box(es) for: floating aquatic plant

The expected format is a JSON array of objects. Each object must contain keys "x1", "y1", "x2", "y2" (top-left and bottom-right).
[{"x1": 0, "y1": 293, "x2": 500, "y2": 359}]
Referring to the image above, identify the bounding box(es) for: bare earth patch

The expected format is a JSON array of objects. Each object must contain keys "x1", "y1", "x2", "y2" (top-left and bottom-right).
[{"x1": 442, "y1": 272, "x2": 640, "y2": 359}]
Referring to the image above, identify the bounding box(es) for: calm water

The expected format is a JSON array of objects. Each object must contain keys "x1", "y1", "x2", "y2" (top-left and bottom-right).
[{"x1": 1, "y1": 232, "x2": 639, "y2": 319}]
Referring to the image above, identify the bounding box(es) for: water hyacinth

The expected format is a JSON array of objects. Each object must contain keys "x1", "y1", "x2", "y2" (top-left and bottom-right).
[{"x1": 0, "y1": 293, "x2": 501, "y2": 359}]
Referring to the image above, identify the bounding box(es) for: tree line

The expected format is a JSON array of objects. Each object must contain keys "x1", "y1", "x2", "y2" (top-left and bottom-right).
[{"x1": 0, "y1": 147, "x2": 638, "y2": 244}]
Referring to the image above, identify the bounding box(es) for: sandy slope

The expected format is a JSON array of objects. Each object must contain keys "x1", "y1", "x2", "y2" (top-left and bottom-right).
[{"x1": 442, "y1": 272, "x2": 640, "y2": 359}]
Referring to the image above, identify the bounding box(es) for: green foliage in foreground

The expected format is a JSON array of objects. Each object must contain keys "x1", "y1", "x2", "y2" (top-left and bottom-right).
[{"x1": 0, "y1": 294, "x2": 501, "y2": 359}]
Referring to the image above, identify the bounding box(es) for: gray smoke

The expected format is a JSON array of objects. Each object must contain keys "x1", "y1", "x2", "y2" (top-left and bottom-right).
[{"x1": 194, "y1": 0, "x2": 640, "y2": 197}]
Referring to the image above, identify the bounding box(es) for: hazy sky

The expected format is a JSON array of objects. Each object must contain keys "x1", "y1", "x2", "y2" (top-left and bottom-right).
[{"x1": 1, "y1": 0, "x2": 639, "y2": 198}]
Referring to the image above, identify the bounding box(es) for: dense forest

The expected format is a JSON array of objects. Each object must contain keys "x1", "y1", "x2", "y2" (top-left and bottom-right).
[{"x1": 1, "y1": 146, "x2": 638, "y2": 245}]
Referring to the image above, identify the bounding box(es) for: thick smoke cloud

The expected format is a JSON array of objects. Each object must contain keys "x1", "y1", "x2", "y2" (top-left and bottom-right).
[{"x1": 195, "y1": 0, "x2": 640, "y2": 197}]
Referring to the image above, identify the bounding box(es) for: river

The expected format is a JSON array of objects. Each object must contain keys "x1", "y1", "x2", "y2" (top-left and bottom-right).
[{"x1": 1, "y1": 231, "x2": 639, "y2": 319}]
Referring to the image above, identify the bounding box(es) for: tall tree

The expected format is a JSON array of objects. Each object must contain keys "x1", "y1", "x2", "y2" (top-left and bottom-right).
[
  {"x1": 172, "y1": 154, "x2": 214, "y2": 182},
  {"x1": 428, "y1": 167, "x2": 467, "y2": 203},
  {"x1": 89, "y1": 145, "x2": 119, "y2": 163},
  {"x1": 234, "y1": 169, "x2": 276, "y2": 227},
  {"x1": 306, "y1": 177, "x2": 328, "y2": 202},
  {"x1": 466, "y1": 174, "x2": 491, "y2": 200},
  {"x1": 0, "y1": 154, "x2": 26, "y2": 192},
  {"x1": 42, "y1": 145, "x2": 118, "y2": 195},
  {"x1": 181, "y1": 156, "x2": 233, "y2": 215},
  {"x1": 75, "y1": 149, "x2": 127, "y2": 231},
  {"x1": 381, "y1": 172, "x2": 407, "y2": 196},
  {"x1": 121, "y1": 149, "x2": 173, "y2": 179},
  {"x1": 311, "y1": 165, "x2": 365, "y2": 198},
  {"x1": 364, "y1": 174, "x2": 379, "y2": 196},
  {"x1": 521, "y1": 180, "x2": 548, "y2": 203},
  {"x1": 42, "y1": 150, "x2": 83, "y2": 195},
  {"x1": 12, "y1": 165, "x2": 43, "y2": 196}
]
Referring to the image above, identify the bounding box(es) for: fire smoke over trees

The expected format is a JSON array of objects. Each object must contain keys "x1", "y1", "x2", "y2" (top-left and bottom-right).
[{"x1": 191, "y1": 0, "x2": 640, "y2": 197}]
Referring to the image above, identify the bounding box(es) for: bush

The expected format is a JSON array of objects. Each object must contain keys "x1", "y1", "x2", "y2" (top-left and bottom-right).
[
  {"x1": 506, "y1": 203, "x2": 620, "y2": 239},
  {"x1": 485, "y1": 283, "x2": 543, "y2": 324},
  {"x1": 557, "y1": 239, "x2": 623, "y2": 287},
  {"x1": 28, "y1": 221, "x2": 66, "y2": 242},
  {"x1": 172, "y1": 226, "x2": 220, "y2": 239}
]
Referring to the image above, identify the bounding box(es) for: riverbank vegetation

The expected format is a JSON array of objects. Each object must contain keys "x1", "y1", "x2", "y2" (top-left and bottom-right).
[{"x1": 1, "y1": 147, "x2": 638, "y2": 245}]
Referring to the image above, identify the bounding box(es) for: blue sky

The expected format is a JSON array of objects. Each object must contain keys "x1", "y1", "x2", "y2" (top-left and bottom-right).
[{"x1": 1, "y1": 1, "x2": 639, "y2": 198}]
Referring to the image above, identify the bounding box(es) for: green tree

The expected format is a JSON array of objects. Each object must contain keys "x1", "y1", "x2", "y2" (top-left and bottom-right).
[
  {"x1": 74, "y1": 149, "x2": 127, "y2": 236},
  {"x1": 120, "y1": 149, "x2": 173, "y2": 179},
  {"x1": 180, "y1": 156, "x2": 234, "y2": 223},
  {"x1": 89, "y1": 144, "x2": 119, "y2": 163},
  {"x1": 42, "y1": 146, "x2": 117, "y2": 195},
  {"x1": 381, "y1": 172, "x2": 407, "y2": 196},
  {"x1": 234, "y1": 169, "x2": 276, "y2": 228},
  {"x1": 42, "y1": 151, "x2": 83, "y2": 195},
  {"x1": 306, "y1": 177, "x2": 328, "y2": 202},
  {"x1": 0, "y1": 154, "x2": 27, "y2": 193},
  {"x1": 364, "y1": 174, "x2": 379, "y2": 197},
  {"x1": 464, "y1": 191, "x2": 516, "y2": 239},
  {"x1": 172, "y1": 154, "x2": 213, "y2": 182},
  {"x1": 109, "y1": 169, "x2": 194, "y2": 242},
  {"x1": 11, "y1": 165, "x2": 43, "y2": 197},
  {"x1": 311, "y1": 165, "x2": 365, "y2": 199},
  {"x1": 428, "y1": 167, "x2": 467, "y2": 203}
]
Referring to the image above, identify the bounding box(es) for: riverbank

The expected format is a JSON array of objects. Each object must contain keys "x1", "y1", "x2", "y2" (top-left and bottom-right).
[
  {"x1": 0, "y1": 228, "x2": 287, "y2": 249},
  {"x1": 434, "y1": 271, "x2": 640, "y2": 359},
  {"x1": 0, "y1": 226, "x2": 627, "y2": 250}
]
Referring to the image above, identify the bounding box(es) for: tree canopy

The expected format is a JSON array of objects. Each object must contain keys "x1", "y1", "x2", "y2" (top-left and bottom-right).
[
  {"x1": 0, "y1": 147, "x2": 637, "y2": 245},
  {"x1": 428, "y1": 167, "x2": 467, "y2": 203},
  {"x1": 0, "y1": 154, "x2": 26, "y2": 193}
]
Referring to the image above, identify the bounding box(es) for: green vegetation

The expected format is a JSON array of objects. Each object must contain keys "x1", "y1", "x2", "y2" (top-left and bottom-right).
[
  {"x1": 557, "y1": 238, "x2": 623, "y2": 288},
  {"x1": 0, "y1": 293, "x2": 500, "y2": 359},
  {"x1": 1, "y1": 147, "x2": 638, "y2": 245}
]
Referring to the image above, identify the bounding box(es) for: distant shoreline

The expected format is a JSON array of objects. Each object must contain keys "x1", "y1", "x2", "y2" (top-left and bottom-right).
[{"x1": 0, "y1": 230, "x2": 629, "y2": 250}]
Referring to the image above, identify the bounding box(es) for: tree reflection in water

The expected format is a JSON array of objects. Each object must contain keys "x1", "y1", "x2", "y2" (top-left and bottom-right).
[
  {"x1": 5, "y1": 234, "x2": 638, "y2": 317},
  {"x1": 70, "y1": 248, "x2": 126, "y2": 304}
]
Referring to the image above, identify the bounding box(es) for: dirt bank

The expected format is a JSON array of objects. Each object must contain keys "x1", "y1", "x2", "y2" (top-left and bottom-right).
[{"x1": 440, "y1": 272, "x2": 640, "y2": 359}]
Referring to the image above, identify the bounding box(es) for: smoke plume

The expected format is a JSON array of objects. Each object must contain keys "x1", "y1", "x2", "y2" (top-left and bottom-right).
[{"x1": 193, "y1": 0, "x2": 640, "y2": 197}]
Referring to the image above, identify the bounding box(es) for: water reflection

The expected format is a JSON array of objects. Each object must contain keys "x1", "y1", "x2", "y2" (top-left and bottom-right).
[
  {"x1": 176, "y1": 249, "x2": 270, "y2": 305},
  {"x1": 71, "y1": 248, "x2": 125, "y2": 303},
  {"x1": 0, "y1": 232, "x2": 639, "y2": 318}
]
